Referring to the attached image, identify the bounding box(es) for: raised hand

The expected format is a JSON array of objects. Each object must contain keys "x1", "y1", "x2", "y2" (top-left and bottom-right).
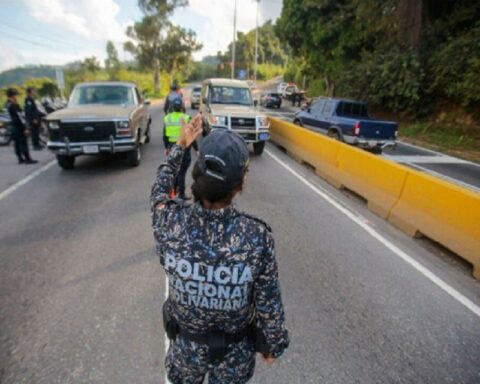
[{"x1": 177, "y1": 113, "x2": 203, "y2": 149}]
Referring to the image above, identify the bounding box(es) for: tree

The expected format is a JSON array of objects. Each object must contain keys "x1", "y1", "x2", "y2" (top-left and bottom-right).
[
  {"x1": 160, "y1": 25, "x2": 202, "y2": 85},
  {"x1": 105, "y1": 41, "x2": 121, "y2": 80},
  {"x1": 80, "y1": 57, "x2": 101, "y2": 73},
  {"x1": 124, "y1": 0, "x2": 188, "y2": 94}
]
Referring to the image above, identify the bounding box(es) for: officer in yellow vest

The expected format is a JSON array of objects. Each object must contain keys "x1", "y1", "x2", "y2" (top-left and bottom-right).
[{"x1": 163, "y1": 97, "x2": 198, "y2": 200}]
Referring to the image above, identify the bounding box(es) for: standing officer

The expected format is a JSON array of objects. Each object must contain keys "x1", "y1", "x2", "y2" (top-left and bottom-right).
[
  {"x1": 164, "y1": 83, "x2": 185, "y2": 114},
  {"x1": 163, "y1": 97, "x2": 198, "y2": 200},
  {"x1": 24, "y1": 87, "x2": 46, "y2": 150},
  {"x1": 6, "y1": 88, "x2": 38, "y2": 164},
  {"x1": 151, "y1": 115, "x2": 289, "y2": 384}
]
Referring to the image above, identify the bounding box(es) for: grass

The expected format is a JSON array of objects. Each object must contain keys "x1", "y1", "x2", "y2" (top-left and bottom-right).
[{"x1": 398, "y1": 122, "x2": 480, "y2": 163}]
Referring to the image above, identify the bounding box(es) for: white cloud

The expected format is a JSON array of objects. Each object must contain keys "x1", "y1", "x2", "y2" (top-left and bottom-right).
[
  {"x1": 0, "y1": 43, "x2": 21, "y2": 72},
  {"x1": 20, "y1": 0, "x2": 125, "y2": 41},
  {"x1": 177, "y1": 0, "x2": 282, "y2": 60}
]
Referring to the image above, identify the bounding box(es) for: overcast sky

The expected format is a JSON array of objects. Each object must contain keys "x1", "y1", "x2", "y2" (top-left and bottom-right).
[{"x1": 0, "y1": 0, "x2": 283, "y2": 72}]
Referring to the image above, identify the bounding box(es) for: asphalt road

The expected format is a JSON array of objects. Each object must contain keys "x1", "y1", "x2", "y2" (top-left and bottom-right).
[
  {"x1": 258, "y1": 96, "x2": 480, "y2": 192},
  {"x1": 1, "y1": 104, "x2": 479, "y2": 384}
]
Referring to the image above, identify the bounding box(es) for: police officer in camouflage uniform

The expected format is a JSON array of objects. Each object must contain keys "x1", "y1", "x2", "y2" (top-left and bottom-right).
[{"x1": 151, "y1": 114, "x2": 289, "y2": 383}]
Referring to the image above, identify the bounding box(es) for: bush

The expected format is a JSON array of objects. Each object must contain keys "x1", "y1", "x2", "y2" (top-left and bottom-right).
[{"x1": 256, "y1": 64, "x2": 284, "y2": 81}]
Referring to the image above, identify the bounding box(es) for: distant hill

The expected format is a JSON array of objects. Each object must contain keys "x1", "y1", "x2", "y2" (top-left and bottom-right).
[{"x1": 0, "y1": 65, "x2": 60, "y2": 87}]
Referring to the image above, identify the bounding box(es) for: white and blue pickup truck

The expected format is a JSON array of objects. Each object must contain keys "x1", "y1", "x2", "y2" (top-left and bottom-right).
[{"x1": 293, "y1": 98, "x2": 397, "y2": 153}]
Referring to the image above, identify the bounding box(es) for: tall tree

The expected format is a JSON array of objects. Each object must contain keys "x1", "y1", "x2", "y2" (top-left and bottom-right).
[
  {"x1": 124, "y1": 16, "x2": 163, "y2": 93},
  {"x1": 105, "y1": 41, "x2": 121, "y2": 80},
  {"x1": 126, "y1": 0, "x2": 187, "y2": 93},
  {"x1": 81, "y1": 57, "x2": 101, "y2": 73},
  {"x1": 160, "y1": 25, "x2": 202, "y2": 85}
]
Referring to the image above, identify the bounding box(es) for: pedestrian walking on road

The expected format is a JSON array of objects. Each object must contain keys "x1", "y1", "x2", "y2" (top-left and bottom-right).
[
  {"x1": 151, "y1": 115, "x2": 289, "y2": 384},
  {"x1": 24, "y1": 87, "x2": 46, "y2": 150},
  {"x1": 6, "y1": 88, "x2": 38, "y2": 164},
  {"x1": 163, "y1": 97, "x2": 198, "y2": 200}
]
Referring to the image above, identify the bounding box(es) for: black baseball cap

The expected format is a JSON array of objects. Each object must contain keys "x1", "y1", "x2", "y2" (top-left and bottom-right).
[
  {"x1": 197, "y1": 130, "x2": 249, "y2": 183},
  {"x1": 6, "y1": 88, "x2": 18, "y2": 97}
]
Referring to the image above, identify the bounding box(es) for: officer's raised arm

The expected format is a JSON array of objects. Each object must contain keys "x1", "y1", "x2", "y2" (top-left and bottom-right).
[
  {"x1": 150, "y1": 114, "x2": 202, "y2": 217},
  {"x1": 254, "y1": 231, "x2": 290, "y2": 359}
]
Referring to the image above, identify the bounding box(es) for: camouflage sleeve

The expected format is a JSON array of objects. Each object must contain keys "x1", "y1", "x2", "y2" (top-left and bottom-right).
[
  {"x1": 150, "y1": 144, "x2": 184, "y2": 218},
  {"x1": 254, "y1": 231, "x2": 290, "y2": 358}
]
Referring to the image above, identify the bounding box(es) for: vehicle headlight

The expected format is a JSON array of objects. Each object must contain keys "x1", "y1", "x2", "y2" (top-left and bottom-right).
[
  {"x1": 117, "y1": 120, "x2": 129, "y2": 129},
  {"x1": 49, "y1": 121, "x2": 60, "y2": 130},
  {"x1": 210, "y1": 115, "x2": 227, "y2": 126},
  {"x1": 257, "y1": 116, "x2": 269, "y2": 127}
]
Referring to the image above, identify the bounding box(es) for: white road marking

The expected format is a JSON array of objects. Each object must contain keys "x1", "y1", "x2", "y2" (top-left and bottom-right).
[
  {"x1": 0, "y1": 160, "x2": 56, "y2": 202},
  {"x1": 382, "y1": 154, "x2": 470, "y2": 164},
  {"x1": 265, "y1": 148, "x2": 480, "y2": 318}
]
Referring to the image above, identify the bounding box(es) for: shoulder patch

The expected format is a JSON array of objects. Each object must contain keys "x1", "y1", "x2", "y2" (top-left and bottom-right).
[{"x1": 238, "y1": 212, "x2": 272, "y2": 232}]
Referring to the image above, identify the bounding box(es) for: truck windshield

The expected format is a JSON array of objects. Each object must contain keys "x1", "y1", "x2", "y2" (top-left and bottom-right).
[
  {"x1": 210, "y1": 86, "x2": 252, "y2": 106},
  {"x1": 336, "y1": 101, "x2": 368, "y2": 118},
  {"x1": 70, "y1": 85, "x2": 136, "y2": 106}
]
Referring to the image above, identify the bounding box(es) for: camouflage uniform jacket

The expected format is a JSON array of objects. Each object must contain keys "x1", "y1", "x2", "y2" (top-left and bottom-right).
[{"x1": 150, "y1": 144, "x2": 289, "y2": 358}]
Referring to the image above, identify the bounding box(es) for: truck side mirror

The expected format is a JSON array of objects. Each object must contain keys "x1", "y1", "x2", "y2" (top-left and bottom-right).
[
  {"x1": 254, "y1": 100, "x2": 258, "y2": 107},
  {"x1": 143, "y1": 99, "x2": 151, "y2": 106},
  {"x1": 202, "y1": 97, "x2": 207, "y2": 104}
]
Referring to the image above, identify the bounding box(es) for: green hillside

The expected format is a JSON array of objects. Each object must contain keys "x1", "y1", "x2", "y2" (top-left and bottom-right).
[{"x1": 0, "y1": 65, "x2": 57, "y2": 87}]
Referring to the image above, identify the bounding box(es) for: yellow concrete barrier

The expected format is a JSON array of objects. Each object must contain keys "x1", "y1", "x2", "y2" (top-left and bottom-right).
[
  {"x1": 269, "y1": 117, "x2": 480, "y2": 279},
  {"x1": 334, "y1": 145, "x2": 409, "y2": 218},
  {"x1": 388, "y1": 170, "x2": 480, "y2": 279},
  {"x1": 269, "y1": 118, "x2": 341, "y2": 185}
]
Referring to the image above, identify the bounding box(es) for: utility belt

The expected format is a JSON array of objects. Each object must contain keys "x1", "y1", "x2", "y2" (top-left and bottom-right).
[{"x1": 163, "y1": 301, "x2": 269, "y2": 363}]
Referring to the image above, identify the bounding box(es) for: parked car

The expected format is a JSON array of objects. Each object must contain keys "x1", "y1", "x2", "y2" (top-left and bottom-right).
[
  {"x1": 260, "y1": 92, "x2": 282, "y2": 109},
  {"x1": 190, "y1": 86, "x2": 202, "y2": 109},
  {"x1": 200, "y1": 78, "x2": 270, "y2": 155},
  {"x1": 277, "y1": 82, "x2": 288, "y2": 94},
  {"x1": 45, "y1": 81, "x2": 151, "y2": 169},
  {"x1": 293, "y1": 98, "x2": 397, "y2": 153}
]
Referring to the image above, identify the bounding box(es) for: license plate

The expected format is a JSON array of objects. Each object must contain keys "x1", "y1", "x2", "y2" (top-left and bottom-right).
[
  {"x1": 83, "y1": 145, "x2": 99, "y2": 154},
  {"x1": 259, "y1": 133, "x2": 270, "y2": 141}
]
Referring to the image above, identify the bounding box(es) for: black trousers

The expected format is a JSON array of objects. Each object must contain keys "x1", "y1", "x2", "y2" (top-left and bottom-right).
[
  {"x1": 30, "y1": 122, "x2": 41, "y2": 148},
  {"x1": 13, "y1": 133, "x2": 31, "y2": 161}
]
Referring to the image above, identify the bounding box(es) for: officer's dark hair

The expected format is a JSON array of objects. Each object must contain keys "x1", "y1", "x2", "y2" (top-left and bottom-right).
[
  {"x1": 6, "y1": 88, "x2": 18, "y2": 98},
  {"x1": 26, "y1": 87, "x2": 35, "y2": 94},
  {"x1": 191, "y1": 162, "x2": 244, "y2": 204}
]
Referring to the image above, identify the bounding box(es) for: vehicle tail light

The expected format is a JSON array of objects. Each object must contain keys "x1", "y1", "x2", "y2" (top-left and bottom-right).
[{"x1": 354, "y1": 122, "x2": 361, "y2": 136}]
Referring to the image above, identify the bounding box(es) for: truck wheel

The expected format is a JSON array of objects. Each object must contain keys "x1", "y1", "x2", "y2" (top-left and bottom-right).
[
  {"x1": 126, "y1": 146, "x2": 141, "y2": 167},
  {"x1": 293, "y1": 118, "x2": 303, "y2": 127},
  {"x1": 328, "y1": 130, "x2": 342, "y2": 141},
  {"x1": 56, "y1": 155, "x2": 75, "y2": 170},
  {"x1": 253, "y1": 141, "x2": 265, "y2": 155}
]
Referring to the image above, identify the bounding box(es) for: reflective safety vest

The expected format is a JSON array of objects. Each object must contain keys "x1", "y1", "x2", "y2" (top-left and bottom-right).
[{"x1": 164, "y1": 112, "x2": 190, "y2": 143}]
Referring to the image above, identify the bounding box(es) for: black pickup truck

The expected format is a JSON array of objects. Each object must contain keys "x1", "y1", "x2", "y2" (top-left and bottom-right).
[
  {"x1": 46, "y1": 81, "x2": 151, "y2": 169},
  {"x1": 293, "y1": 98, "x2": 397, "y2": 153}
]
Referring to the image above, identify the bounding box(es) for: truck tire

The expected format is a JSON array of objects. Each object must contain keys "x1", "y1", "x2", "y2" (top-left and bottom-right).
[
  {"x1": 253, "y1": 141, "x2": 265, "y2": 155},
  {"x1": 293, "y1": 118, "x2": 303, "y2": 127},
  {"x1": 126, "y1": 145, "x2": 141, "y2": 167},
  {"x1": 56, "y1": 155, "x2": 75, "y2": 170},
  {"x1": 328, "y1": 129, "x2": 342, "y2": 141}
]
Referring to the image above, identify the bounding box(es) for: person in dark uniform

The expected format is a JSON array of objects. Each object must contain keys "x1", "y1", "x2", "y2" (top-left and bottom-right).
[
  {"x1": 6, "y1": 88, "x2": 38, "y2": 164},
  {"x1": 164, "y1": 83, "x2": 186, "y2": 114},
  {"x1": 24, "y1": 87, "x2": 46, "y2": 150},
  {"x1": 151, "y1": 114, "x2": 289, "y2": 384},
  {"x1": 163, "y1": 98, "x2": 199, "y2": 200}
]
